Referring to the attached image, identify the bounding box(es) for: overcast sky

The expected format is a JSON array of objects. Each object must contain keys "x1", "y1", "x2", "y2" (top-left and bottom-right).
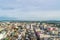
[{"x1": 0, "y1": 0, "x2": 60, "y2": 20}]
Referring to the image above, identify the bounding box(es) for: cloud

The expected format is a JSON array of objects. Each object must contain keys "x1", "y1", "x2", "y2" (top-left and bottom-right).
[
  {"x1": 0, "y1": 0, "x2": 60, "y2": 20},
  {"x1": 16, "y1": 0, "x2": 21, "y2": 2}
]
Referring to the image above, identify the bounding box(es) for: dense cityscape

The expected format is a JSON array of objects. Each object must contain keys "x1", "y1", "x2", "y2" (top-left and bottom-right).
[
  {"x1": 0, "y1": 0, "x2": 59, "y2": 40},
  {"x1": 0, "y1": 21, "x2": 60, "y2": 40}
]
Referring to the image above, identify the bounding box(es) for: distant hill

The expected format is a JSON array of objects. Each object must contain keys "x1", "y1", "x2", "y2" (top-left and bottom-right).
[
  {"x1": 41, "y1": 20, "x2": 60, "y2": 24},
  {"x1": 0, "y1": 16, "x2": 60, "y2": 23}
]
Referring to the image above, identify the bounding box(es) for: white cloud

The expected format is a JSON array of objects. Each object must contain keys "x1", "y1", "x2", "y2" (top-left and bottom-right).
[
  {"x1": 0, "y1": 0, "x2": 60, "y2": 20},
  {"x1": 16, "y1": 0, "x2": 21, "y2": 2}
]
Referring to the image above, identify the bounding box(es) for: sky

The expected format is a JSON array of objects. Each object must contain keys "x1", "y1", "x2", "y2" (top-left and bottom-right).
[{"x1": 0, "y1": 0, "x2": 60, "y2": 20}]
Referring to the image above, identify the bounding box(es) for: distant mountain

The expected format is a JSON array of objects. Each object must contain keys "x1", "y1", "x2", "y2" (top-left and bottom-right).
[
  {"x1": 0, "y1": 16, "x2": 60, "y2": 22},
  {"x1": 41, "y1": 20, "x2": 60, "y2": 24}
]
